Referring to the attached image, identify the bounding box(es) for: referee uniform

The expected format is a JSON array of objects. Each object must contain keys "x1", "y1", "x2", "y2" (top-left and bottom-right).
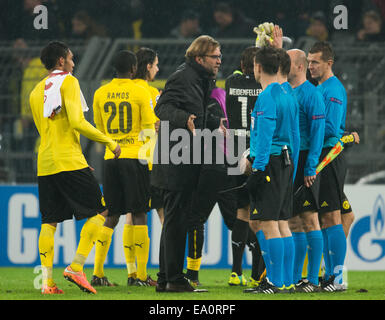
[
  {"x1": 290, "y1": 79, "x2": 325, "y2": 287},
  {"x1": 317, "y1": 75, "x2": 349, "y2": 286},
  {"x1": 292, "y1": 80, "x2": 325, "y2": 215},
  {"x1": 249, "y1": 82, "x2": 300, "y2": 288},
  {"x1": 317, "y1": 76, "x2": 348, "y2": 215}
]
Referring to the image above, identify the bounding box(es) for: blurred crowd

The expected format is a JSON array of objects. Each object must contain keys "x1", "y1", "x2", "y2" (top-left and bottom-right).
[{"x1": 2, "y1": 0, "x2": 385, "y2": 46}]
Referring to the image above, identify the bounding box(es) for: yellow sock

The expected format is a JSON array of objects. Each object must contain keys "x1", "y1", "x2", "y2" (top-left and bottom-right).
[
  {"x1": 93, "y1": 226, "x2": 114, "y2": 278},
  {"x1": 71, "y1": 214, "x2": 105, "y2": 272},
  {"x1": 134, "y1": 225, "x2": 150, "y2": 281},
  {"x1": 39, "y1": 224, "x2": 56, "y2": 287},
  {"x1": 302, "y1": 252, "x2": 308, "y2": 279},
  {"x1": 187, "y1": 257, "x2": 202, "y2": 271},
  {"x1": 123, "y1": 224, "x2": 136, "y2": 276},
  {"x1": 319, "y1": 254, "x2": 323, "y2": 277}
]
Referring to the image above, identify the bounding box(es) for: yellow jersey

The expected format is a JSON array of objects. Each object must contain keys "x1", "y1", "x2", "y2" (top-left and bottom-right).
[
  {"x1": 133, "y1": 78, "x2": 160, "y2": 170},
  {"x1": 93, "y1": 78, "x2": 155, "y2": 160},
  {"x1": 30, "y1": 75, "x2": 117, "y2": 176},
  {"x1": 133, "y1": 78, "x2": 160, "y2": 116}
]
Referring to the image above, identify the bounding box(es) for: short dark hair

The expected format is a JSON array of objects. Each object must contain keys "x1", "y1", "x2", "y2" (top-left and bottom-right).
[
  {"x1": 276, "y1": 48, "x2": 291, "y2": 76},
  {"x1": 240, "y1": 46, "x2": 259, "y2": 76},
  {"x1": 40, "y1": 41, "x2": 70, "y2": 70},
  {"x1": 112, "y1": 50, "x2": 137, "y2": 75},
  {"x1": 254, "y1": 46, "x2": 279, "y2": 75},
  {"x1": 135, "y1": 47, "x2": 157, "y2": 80},
  {"x1": 309, "y1": 41, "x2": 334, "y2": 62}
]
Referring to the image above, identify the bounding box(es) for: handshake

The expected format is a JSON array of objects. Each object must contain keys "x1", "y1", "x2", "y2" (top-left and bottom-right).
[{"x1": 253, "y1": 22, "x2": 275, "y2": 48}]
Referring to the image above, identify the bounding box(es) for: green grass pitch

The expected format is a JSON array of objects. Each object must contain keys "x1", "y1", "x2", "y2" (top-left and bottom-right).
[{"x1": 1, "y1": 267, "x2": 385, "y2": 300}]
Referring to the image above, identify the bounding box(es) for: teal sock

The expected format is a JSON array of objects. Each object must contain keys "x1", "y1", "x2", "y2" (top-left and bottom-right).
[
  {"x1": 282, "y1": 236, "x2": 295, "y2": 287},
  {"x1": 292, "y1": 232, "x2": 307, "y2": 284},
  {"x1": 306, "y1": 230, "x2": 323, "y2": 285},
  {"x1": 267, "y1": 237, "x2": 284, "y2": 288},
  {"x1": 321, "y1": 228, "x2": 332, "y2": 280},
  {"x1": 325, "y1": 224, "x2": 346, "y2": 284}
]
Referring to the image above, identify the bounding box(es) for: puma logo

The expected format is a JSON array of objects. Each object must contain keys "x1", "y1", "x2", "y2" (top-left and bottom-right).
[
  {"x1": 232, "y1": 241, "x2": 242, "y2": 248},
  {"x1": 124, "y1": 245, "x2": 134, "y2": 251},
  {"x1": 97, "y1": 240, "x2": 107, "y2": 246},
  {"x1": 135, "y1": 243, "x2": 144, "y2": 248},
  {"x1": 248, "y1": 242, "x2": 256, "y2": 249},
  {"x1": 40, "y1": 252, "x2": 48, "y2": 258}
]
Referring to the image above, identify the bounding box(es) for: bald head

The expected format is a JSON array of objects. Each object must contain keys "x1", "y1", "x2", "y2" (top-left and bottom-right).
[
  {"x1": 287, "y1": 49, "x2": 308, "y2": 86},
  {"x1": 287, "y1": 49, "x2": 307, "y2": 72}
]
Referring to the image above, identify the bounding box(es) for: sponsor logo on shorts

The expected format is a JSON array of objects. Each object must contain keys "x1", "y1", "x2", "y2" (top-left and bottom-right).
[
  {"x1": 321, "y1": 201, "x2": 329, "y2": 207},
  {"x1": 303, "y1": 200, "x2": 311, "y2": 207},
  {"x1": 343, "y1": 200, "x2": 350, "y2": 210}
]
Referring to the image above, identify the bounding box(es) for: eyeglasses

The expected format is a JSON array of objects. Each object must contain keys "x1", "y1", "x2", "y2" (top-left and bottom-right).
[{"x1": 204, "y1": 54, "x2": 222, "y2": 60}]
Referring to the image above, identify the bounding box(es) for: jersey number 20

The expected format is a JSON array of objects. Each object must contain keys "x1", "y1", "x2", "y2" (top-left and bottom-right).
[{"x1": 104, "y1": 101, "x2": 132, "y2": 134}]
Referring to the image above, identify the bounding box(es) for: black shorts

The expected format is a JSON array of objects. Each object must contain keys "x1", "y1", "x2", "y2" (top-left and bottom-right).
[
  {"x1": 318, "y1": 147, "x2": 347, "y2": 214},
  {"x1": 249, "y1": 155, "x2": 293, "y2": 221},
  {"x1": 341, "y1": 192, "x2": 353, "y2": 214},
  {"x1": 293, "y1": 150, "x2": 320, "y2": 215},
  {"x1": 38, "y1": 167, "x2": 106, "y2": 224},
  {"x1": 103, "y1": 158, "x2": 150, "y2": 216}
]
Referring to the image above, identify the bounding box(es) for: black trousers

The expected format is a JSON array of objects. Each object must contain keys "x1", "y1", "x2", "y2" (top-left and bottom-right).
[
  {"x1": 187, "y1": 187, "x2": 237, "y2": 260},
  {"x1": 157, "y1": 188, "x2": 195, "y2": 284}
]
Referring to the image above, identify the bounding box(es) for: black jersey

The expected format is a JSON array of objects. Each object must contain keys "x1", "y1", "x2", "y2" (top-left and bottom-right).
[{"x1": 225, "y1": 71, "x2": 262, "y2": 148}]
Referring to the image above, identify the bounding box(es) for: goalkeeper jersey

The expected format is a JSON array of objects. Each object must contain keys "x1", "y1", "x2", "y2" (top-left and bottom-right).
[
  {"x1": 29, "y1": 75, "x2": 117, "y2": 176},
  {"x1": 225, "y1": 70, "x2": 262, "y2": 145},
  {"x1": 93, "y1": 78, "x2": 155, "y2": 160}
]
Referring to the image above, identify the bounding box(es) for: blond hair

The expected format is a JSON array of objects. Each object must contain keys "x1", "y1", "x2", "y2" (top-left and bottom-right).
[{"x1": 185, "y1": 35, "x2": 220, "y2": 60}]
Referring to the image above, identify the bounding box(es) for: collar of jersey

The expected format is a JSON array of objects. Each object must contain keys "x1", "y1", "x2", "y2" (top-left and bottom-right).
[{"x1": 112, "y1": 78, "x2": 133, "y2": 84}]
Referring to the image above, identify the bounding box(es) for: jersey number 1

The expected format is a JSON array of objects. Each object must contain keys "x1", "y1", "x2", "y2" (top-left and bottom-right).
[
  {"x1": 104, "y1": 101, "x2": 132, "y2": 134},
  {"x1": 238, "y1": 96, "x2": 248, "y2": 128}
]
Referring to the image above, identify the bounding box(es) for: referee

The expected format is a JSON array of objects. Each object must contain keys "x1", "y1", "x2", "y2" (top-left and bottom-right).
[
  {"x1": 247, "y1": 46, "x2": 300, "y2": 294},
  {"x1": 287, "y1": 48, "x2": 326, "y2": 292},
  {"x1": 307, "y1": 41, "x2": 349, "y2": 291}
]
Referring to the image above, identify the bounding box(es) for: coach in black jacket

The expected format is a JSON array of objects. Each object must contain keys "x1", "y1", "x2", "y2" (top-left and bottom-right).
[{"x1": 152, "y1": 35, "x2": 222, "y2": 292}]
